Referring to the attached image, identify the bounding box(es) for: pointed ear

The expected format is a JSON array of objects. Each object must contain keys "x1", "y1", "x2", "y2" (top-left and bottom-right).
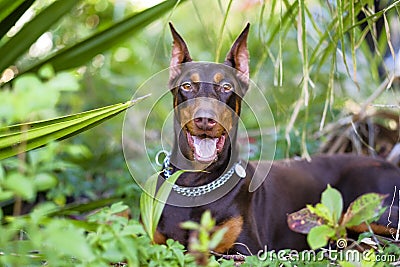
[
  {"x1": 224, "y1": 23, "x2": 250, "y2": 83},
  {"x1": 169, "y1": 23, "x2": 192, "y2": 81}
]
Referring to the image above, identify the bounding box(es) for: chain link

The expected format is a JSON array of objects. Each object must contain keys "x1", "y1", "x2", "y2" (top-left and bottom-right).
[{"x1": 159, "y1": 151, "x2": 242, "y2": 197}]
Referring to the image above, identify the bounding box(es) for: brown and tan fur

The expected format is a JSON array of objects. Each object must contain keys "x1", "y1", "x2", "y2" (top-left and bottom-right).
[{"x1": 154, "y1": 23, "x2": 400, "y2": 254}]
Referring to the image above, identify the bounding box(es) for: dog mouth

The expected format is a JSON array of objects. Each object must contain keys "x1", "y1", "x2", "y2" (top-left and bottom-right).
[{"x1": 186, "y1": 131, "x2": 226, "y2": 164}]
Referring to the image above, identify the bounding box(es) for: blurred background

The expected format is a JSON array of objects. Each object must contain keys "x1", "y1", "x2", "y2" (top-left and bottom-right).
[{"x1": 1, "y1": 0, "x2": 399, "y2": 218}]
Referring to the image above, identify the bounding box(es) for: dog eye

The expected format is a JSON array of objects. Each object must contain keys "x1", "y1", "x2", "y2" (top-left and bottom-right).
[
  {"x1": 222, "y1": 83, "x2": 233, "y2": 92},
  {"x1": 180, "y1": 82, "x2": 192, "y2": 91}
]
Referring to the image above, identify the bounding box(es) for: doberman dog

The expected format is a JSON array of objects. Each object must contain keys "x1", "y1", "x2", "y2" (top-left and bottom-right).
[{"x1": 155, "y1": 23, "x2": 400, "y2": 255}]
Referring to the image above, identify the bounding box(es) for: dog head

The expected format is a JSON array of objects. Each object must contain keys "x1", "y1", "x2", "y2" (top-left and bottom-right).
[{"x1": 168, "y1": 23, "x2": 250, "y2": 165}]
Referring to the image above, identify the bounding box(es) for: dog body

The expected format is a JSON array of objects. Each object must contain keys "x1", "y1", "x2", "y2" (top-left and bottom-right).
[{"x1": 155, "y1": 23, "x2": 400, "y2": 254}]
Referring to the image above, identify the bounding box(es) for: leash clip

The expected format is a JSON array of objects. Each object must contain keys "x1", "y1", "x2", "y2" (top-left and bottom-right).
[{"x1": 155, "y1": 150, "x2": 170, "y2": 167}]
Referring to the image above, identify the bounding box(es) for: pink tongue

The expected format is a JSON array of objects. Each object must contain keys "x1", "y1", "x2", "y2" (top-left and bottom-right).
[{"x1": 193, "y1": 137, "x2": 218, "y2": 162}]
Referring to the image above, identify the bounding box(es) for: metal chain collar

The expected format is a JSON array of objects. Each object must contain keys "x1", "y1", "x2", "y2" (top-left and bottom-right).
[{"x1": 155, "y1": 150, "x2": 245, "y2": 197}]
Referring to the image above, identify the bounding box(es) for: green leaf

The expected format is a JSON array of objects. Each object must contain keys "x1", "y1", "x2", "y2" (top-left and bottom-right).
[
  {"x1": 338, "y1": 261, "x2": 358, "y2": 267},
  {"x1": 139, "y1": 172, "x2": 158, "y2": 241},
  {"x1": 44, "y1": 220, "x2": 95, "y2": 261},
  {"x1": 341, "y1": 193, "x2": 388, "y2": 227},
  {"x1": 140, "y1": 169, "x2": 183, "y2": 241},
  {"x1": 152, "y1": 170, "x2": 183, "y2": 236},
  {"x1": 29, "y1": 202, "x2": 58, "y2": 221},
  {"x1": 0, "y1": 164, "x2": 5, "y2": 181},
  {"x1": 307, "y1": 203, "x2": 333, "y2": 224},
  {"x1": 22, "y1": 0, "x2": 187, "y2": 74},
  {"x1": 287, "y1": 207, "x2": 326, "y2": 234},
  {"x1": 0, "y1": 190, "x2": 14, "y2": 202},
  {"x1": 0, "y1": 0, "x2": 81, "y2": 73},
  {"x1": 45, "y1": 72, "x2": 80, "y2": 91},
  {"x1": 321, "y1": 185, "x2": 343, "y2": 224},
  {"x1": 200, "y1": 210, "x2": 214, "y2": 230},
  {"x1": 199, "y1": 228, "x2": 209, "y2": 248},
  {"x1": 180, "y1": 221, "x2": 200, "y2": 230},
  {"x1": 33, "y1": 173, "x2": 57, "y2": 191},
  {"x1": 109, "y1": 202, "x2": 129, "y2": 214},
  {"x1": 167, "y1": 239, "x2": 186, "y2": 266},
  {"x1": 4, "y1": 172, "x2": 35, "y2": 200},
  {"x1": 50, "y1": 197, "x2": 121, "y2": 217},
  {"x1": 0, "y1": 94, "x2": 149, "y2": 160},
  {"x1": 307, "y1": 225, "x2": 335, "y2": 250},
  {"x1": 0, "y1": 0, "x2": 25, "y2": 21},
  {"x1": 209, "y1": 227, "x2": 228, "y2": 250}
]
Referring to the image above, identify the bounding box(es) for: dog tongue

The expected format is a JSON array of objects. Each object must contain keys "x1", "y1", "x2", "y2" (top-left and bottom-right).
[{"x1": 193, "y1": 137, "x2": 218, "y2": 163}]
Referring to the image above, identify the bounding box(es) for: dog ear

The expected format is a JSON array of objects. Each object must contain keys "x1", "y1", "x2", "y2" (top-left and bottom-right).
[
  {"x1": 224, "y1": 23, "x2": 250, "y2": 84},
  {"x1": 169, "y1": 23, "x2": 192, "y2": 81}
]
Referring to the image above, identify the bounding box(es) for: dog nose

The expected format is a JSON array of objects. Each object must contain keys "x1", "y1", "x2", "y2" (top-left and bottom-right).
[
  {"x1": 194, "y1": 109, "x2": 217, "y2": 131},
  {"x1": 194, "y1": 117, "x2": 217, "y2": 131}
]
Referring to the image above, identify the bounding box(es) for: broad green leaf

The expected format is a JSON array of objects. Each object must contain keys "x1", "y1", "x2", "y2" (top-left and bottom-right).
[
  {"x1": 33, "y1": 173, "x2": 57, "y2": 191},
  {"x1": 0, "y1": 190, "x2": 14, "y2": 202},
  {"x1": 321, "y1": 185, "x2": 343, "y2": 224},
  {"x1": 0, "y1": 94, "x2": 149, "y2": 160},
  {"x1": 22, "y1": 0, "x2": 187, "y2": 74},
  {"x1": 4, "y1": 172, "x2": 35, "y2": 200},
  {"x1": 307, "y1": 225, "x2": 335, "y2": 250},
  {"x1": 341, "y1": 193, "x2": 387, "y2": 227},
  {"x1": 0, "y1": 71, "x2": 79, "y2": 123},
  {"x1": 287, "y1": 207, "x2": 325, "y2": 234},
  {"x1": 44, "y1": 220, "x2": 95, "y2": 261},
  {"x1": 109, "y1": 202, "x2": 129, "y2": 214},
  {"x1": 0, "y1": 0, "x2": 81, "y2": 73}
]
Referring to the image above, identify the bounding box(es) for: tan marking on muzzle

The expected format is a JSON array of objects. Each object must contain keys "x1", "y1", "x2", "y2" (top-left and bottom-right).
[
  {"x1": 178, "y1": 98, "x2": 234, "y2": 137},
  {"x1": 213, "y1": 72, "x2": 224, "y2": 84},
  {"x1": 190, "y1": 72, "x2": 200, "y2": 83}
]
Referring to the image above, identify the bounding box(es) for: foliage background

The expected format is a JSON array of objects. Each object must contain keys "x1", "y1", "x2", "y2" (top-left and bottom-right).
[{"x1": 0, "y1": 0, "x2": 399, "y2": 265}]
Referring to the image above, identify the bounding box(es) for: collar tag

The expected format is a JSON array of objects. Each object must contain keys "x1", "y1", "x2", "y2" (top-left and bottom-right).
[{"x1": 234, "y1": 162, "x2": 246, "y2": 178}]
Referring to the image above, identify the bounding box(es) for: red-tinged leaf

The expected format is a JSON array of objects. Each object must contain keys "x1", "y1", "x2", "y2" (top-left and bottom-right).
[
  {"x1": 308, "y1": 203, "x2": 333, "y2": 224},
  {"x1": 287, "y1": 207, "x2": 326, "y2": 234}
]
